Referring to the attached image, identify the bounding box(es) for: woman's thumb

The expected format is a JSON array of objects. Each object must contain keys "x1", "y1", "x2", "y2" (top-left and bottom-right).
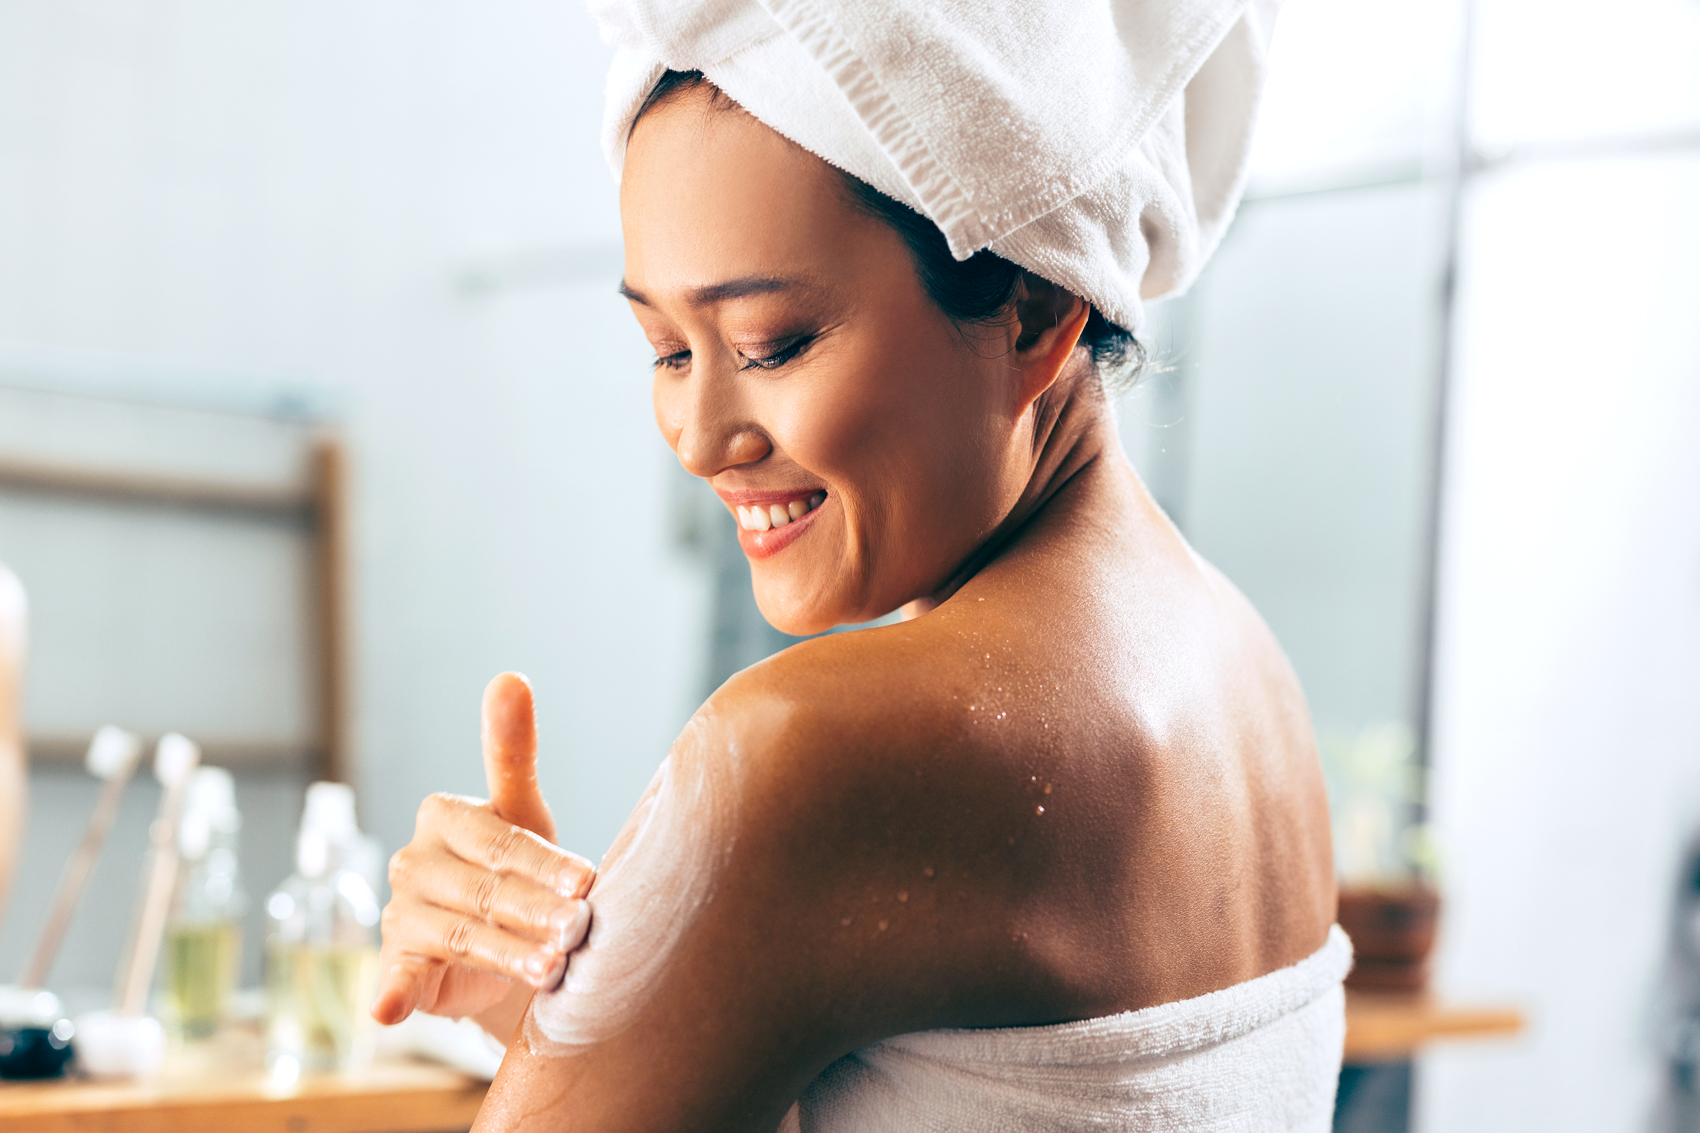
[{"x1": 481, "y1": 672, "x2": 557, "y2": 843}]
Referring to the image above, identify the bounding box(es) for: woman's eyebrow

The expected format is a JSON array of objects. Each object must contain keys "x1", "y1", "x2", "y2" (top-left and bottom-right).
[{"x1": 617, "y1": 276, "x2": 814, "y2": 308}]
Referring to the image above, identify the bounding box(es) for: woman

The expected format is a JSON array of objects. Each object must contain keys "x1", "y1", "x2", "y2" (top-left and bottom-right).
[{"x1": 377, "y1": 0, "x2": 1345, "y2": 1128}]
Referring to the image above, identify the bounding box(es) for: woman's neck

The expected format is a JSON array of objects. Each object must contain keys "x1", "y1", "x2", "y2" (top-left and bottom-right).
[{"x1": 902, "y1": 363, "x2": 1124, "y2": 618}]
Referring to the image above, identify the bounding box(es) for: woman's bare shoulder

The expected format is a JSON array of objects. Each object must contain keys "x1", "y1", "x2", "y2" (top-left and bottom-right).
[
  {"x1": 477, "y1": 625, "x2": 1067, "y2": 1132},
  {"x1": 703, "y1": 615, "x2": 1081, "y2": 853}
]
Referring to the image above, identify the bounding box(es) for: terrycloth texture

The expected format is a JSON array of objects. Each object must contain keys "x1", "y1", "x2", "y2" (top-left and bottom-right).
[
  {"x1": 588, "y1": 0, "x2": 1281, "y2": 334},
  {"x1": 780, "y1": 926, "x2": 1352, "y2": 1132}
]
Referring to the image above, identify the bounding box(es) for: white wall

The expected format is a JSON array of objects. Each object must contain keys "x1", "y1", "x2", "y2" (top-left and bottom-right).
[
  {"x1": 1419, "y1": 155, "x2": 1700, "y2": 1132},
  {"x1": 0, "y1": 2, "x2": 710, "y2": 989}
]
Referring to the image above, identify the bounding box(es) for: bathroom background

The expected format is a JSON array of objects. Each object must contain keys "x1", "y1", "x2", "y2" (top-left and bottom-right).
[{"x1": 0, "y1": 1, "x2": 1697, "y2": 1129}]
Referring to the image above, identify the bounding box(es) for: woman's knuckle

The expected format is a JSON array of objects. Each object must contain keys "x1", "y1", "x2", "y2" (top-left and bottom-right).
[
  {"x1": 444, "y1": 918, "x2": 479, "y2": 960},
  {"x1": 486, "y1": 823, "x2": 530, "y2": 870},
  {"x1": 471, "y1": 868, "x2": 502, "y2": 919}
]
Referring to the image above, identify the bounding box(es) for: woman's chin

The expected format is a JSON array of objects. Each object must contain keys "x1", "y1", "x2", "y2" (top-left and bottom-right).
[{"x1": 751, "y1": 585, "x2": 844, "y2": 639}]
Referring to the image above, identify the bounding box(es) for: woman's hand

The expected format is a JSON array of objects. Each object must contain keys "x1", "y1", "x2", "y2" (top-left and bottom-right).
[{"x1": 371, "y1": 672, "x2": 596, "y2": 1044}]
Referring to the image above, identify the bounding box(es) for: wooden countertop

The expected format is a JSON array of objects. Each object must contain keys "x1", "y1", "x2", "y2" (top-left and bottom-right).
[
  {"x1": 1343, "y1": 990, "x2": 1525, "y2": 1062},
  {"x1": 1, "y1": 995, "x2": 1524, "y2": 1130},
  {"x1": 0, "y1": 1025, "x2": 488, "y2": 1133}
]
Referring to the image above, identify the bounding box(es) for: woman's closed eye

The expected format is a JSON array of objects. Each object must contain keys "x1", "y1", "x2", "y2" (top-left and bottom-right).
[
  {"x1": 654, "y1": 348, "x2": 691, "y2": 372},
  {"x1": 737, "y1": 334, "x2": 815, "y2": 372},
  {"x1": 651, "y1": 334, "x2": 816, "y2": 373}
]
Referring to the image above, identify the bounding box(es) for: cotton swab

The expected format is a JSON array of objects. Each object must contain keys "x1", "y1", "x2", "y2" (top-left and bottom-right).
[
  {"x1": 113, "y1": 733, "x2": 200, "y2": 1017},
  {"x1": 16, "y1": 727, "x2": 144, "y2": 990}
]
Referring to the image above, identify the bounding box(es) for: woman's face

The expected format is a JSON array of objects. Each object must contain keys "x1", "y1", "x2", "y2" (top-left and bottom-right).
[{"x1": 621, "y1": 89, "x2": 1034, "y2": 636}]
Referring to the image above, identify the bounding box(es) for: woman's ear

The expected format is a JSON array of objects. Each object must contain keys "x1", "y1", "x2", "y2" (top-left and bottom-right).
[{"x1": 1010, "y1": 274, "x2": 1090, "y2": 415}]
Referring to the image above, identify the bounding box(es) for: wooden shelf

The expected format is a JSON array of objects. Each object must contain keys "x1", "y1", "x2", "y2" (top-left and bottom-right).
[
  {"x1": 1344, "y1": 990, "x2": 1524, "y2": 1062},
  {"x1": 0, "y1": 1027, "x2": 488, "y2": 1133}
]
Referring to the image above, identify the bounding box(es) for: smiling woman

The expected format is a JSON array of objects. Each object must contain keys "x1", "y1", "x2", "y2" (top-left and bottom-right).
[
  {"x1": 373, "y1": 1, "x2": 1346, "y2": 1130},
  {"x1": 620, "y1": 85, "x2": 1106, "y2": 636}
]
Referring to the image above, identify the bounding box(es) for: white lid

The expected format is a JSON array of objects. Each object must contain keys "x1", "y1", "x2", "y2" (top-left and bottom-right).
[
  {"x1": 153, "y1": 733, "x2": 200, "y2": 787},
  {"x1": 85, "y1": 726, "x2": 142, "y2": 781},
  {"x1": 301, "y1": 781, "x2": 357, "y2": 836},
  {"x1": 0, "y1": 985, "x2": 63, "y2": 1027},
  {"x1": 296, "y1": 782, "x2": 360, "y2": 877},
  {"x1": 179, "y1": 766, "x2": 240, "y2": 858}
]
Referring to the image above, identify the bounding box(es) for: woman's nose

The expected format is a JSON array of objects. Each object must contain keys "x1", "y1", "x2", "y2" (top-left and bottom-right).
[{"x1": 656, "y1": 371, "x2": 771, "y2": 479}]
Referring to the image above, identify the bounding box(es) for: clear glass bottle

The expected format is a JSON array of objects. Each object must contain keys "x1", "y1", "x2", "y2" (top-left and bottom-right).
[
  {"x1": 164, "y1": 766, "x2": 246, "y2": 1040},
  {"x1": 263, "y1": 782, "x2": 380, "y2": 1076}
]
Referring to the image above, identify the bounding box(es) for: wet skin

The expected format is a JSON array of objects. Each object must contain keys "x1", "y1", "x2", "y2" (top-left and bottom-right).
[{"x1": 376, "y1": 85, "x2": 1336, "y2": 1131}]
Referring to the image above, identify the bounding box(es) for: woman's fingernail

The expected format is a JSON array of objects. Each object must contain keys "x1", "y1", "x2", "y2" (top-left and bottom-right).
[
  {"x1": 539, "y1": 952, "x2": 567, "y2": 990},
  {"x1": 524, "y1": 949, "x2": 552, "y2": 979},
  {"x1": 549, "y1": 901, "x2": 591, "y2": 948}
]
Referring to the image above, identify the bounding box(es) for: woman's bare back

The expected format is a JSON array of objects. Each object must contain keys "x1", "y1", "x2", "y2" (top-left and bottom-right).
[{"x1": 744, "y1": 449, "x2": 1336, "y2": 1024}]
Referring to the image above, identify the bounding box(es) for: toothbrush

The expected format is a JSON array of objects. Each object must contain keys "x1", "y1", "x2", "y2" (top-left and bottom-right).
[
  {"x1": 17, "y1": 726, "x2": 143, "y2": 989},
  {"x1": 113, "y1": 733, "x2": 200, "y2": 1016}
]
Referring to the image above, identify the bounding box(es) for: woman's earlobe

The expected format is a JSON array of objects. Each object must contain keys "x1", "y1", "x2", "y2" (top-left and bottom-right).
[{"x1": 1011, "y1": 275, "x2": 1091, "y2": 411}]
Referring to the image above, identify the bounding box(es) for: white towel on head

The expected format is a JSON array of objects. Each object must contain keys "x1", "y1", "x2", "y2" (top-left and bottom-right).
[{"x1": 589, "y1": 0, "x2": 1281, "y2": 334}]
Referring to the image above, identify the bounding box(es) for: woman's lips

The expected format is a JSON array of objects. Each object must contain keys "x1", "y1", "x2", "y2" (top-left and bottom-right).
[{"x1": 724, "y1": 490, "x2": 827, "y2": 559}]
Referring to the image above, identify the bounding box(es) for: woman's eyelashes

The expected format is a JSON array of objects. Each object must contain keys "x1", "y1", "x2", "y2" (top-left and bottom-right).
[
  {"x1": 650, "y1": 333, "x2": 816, "y2": 373},
  {"x1": 738, "y1": 334, "x2": 816, "y2": 372}
]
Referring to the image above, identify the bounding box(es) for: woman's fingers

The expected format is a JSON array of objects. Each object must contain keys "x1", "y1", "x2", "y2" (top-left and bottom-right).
[
  {"x1": 482, "y1": 672, "x2": 557, "y2": 841},
  {"x1": 372, "y1": 674, "x2": 594, "y2": 1031},
  {"x1": 383, "y1": 896, "x2": 581, "y2": 987},
  {"x1": 371, "y1": 952, "x2": 442, "y2": 1025},
  {"x1": 390, "y1": 844, "x2": 587, "y2": 946},
  {"x1": 419, "y1": 793, "x2": 594, "y2": 897}
]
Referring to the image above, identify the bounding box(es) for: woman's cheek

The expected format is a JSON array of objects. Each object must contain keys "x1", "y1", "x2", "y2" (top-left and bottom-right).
[{"x1": 780, "y1": 352, "x2": 913, "y2": 474}]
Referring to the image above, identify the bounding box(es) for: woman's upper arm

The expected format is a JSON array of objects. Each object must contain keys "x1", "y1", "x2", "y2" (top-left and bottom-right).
[{"x1": 473, "y1": 665, "x2": 1047, "y2": 1132}]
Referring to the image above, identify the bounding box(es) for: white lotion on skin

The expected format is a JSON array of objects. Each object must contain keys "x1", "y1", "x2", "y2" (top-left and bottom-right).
[{"x1": 526, "y1": 713, "x2": 739, "y2": 1054}]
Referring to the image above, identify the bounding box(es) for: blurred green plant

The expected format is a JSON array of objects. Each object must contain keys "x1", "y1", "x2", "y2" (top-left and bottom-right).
[{"x1": 1318, "y1": 722, "x2": 1439, "y2": 884}]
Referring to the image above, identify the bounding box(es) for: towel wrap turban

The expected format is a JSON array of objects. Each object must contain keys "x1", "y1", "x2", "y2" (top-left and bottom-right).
[{"x1": 589, "y1": 0, "x2": 1280, "y2": 336}]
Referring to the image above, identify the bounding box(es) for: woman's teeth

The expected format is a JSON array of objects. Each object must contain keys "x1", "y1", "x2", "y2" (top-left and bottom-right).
[{"x1": 736, "y1": 492, "x2": 827, "y2": 533}]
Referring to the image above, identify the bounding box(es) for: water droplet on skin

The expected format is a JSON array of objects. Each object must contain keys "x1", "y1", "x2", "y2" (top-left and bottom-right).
[
  {"x1": 1043, "y1": 784, "x2": 1052, "y2": 795},
  {"x1": 1035, "y1": 805, "x2": 1045, "y2": 815},
  {"x1": 878, "y1": 920, "x2": 889, "y2": 932},
  {"x1": 897, "y1": 891, "x2": 908, "y2": 903},
  {"x1": 923, "y1": 866, "x2": 935, "y2": 878}
]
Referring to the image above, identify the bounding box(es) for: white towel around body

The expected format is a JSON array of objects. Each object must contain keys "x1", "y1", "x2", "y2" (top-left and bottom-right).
[
  {"x1": 780, "y1": 925, "x2": 1352, "y2": 1132},
  {"x1": 589, "y1": 0, "x2": 1283, "y2": 336}
]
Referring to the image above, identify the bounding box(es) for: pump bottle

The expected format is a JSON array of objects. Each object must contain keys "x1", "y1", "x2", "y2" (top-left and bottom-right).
[
  {"x1": 164, "y1": 766, "x2": 246, "y2": 1039},
  {"x1": 263, "y1": 782, "x2": 380, "y2": 1075}
]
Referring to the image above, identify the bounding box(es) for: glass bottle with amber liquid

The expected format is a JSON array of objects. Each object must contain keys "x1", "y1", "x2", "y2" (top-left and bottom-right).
[
  {"x1": 164, "y1": 767, "x2": 246, "y2": 1040},
  {"x1": 264, "y1": 782, "x2": 380, "y2": 1076}
]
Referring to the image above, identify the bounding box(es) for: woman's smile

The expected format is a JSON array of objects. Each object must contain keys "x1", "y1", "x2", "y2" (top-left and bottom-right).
[{"x1": 720, "y1": 488, "x2": 829, "y2": 558}]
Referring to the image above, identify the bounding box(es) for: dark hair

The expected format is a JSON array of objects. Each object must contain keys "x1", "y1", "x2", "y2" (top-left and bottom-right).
[{"x1": 632, "y1": 70, "x2": 1145, "y2": 388}]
